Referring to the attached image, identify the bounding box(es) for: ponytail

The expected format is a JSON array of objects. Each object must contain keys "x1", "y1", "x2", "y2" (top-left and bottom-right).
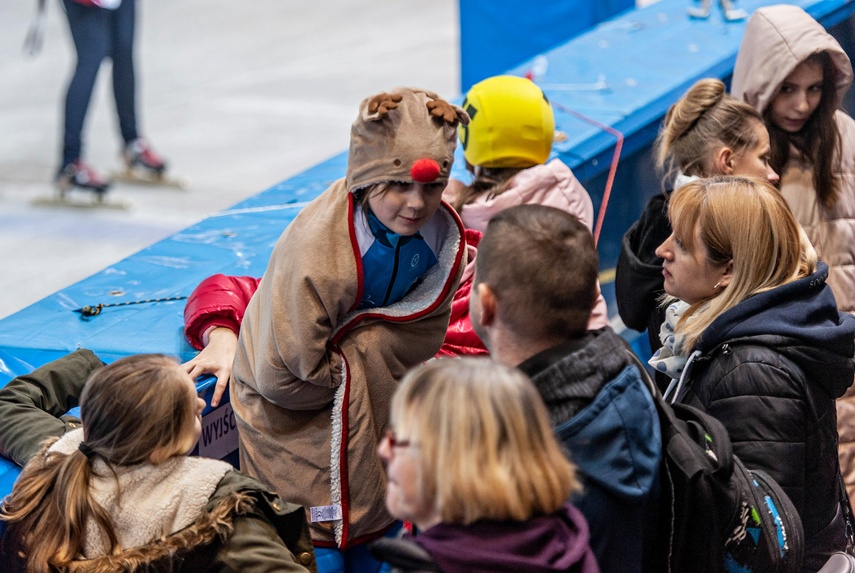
[
  {"x1": 656, "y1": 78, "x2": 764, "y2": 184},
  {"x1": 1, "y1": 441, "x2": 117, "y2": 573},
  {"x1": 1, "y1": 354, "x2": 197, "y2": 571}
]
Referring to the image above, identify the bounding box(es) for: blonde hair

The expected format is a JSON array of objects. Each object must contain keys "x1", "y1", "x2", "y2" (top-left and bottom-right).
[
  {"x1": 0, "y1": 354, "x2": 198, "y2": 573},
  {"x1": 657, "y1": 78, "x2": 765, "y2": 181},
  {"x1": 391, "y1": 357, "x2": 580, "y2": 525},
  {"x1": 669, "y1": 176, "x2": 817, "y2": 350}
]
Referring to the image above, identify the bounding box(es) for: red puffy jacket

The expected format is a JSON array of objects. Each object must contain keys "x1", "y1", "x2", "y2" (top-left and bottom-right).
[{"x1": 184, "y1": 229, "x2": 488, "y2": 357}]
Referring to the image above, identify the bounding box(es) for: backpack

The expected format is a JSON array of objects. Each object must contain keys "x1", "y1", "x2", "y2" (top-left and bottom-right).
[{"x1": 625, "y1": 350, "x2": 805, "y2": 573}]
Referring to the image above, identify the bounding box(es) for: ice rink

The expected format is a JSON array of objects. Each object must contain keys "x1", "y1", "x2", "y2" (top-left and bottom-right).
[{"x1": 0, "y1": 0, "x2": 459, "y2": 318}]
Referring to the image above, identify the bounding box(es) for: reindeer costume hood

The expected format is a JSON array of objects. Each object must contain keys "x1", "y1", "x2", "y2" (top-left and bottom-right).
[
  {"x1": 346, "y1": 87, "x2": 468, "y2": 192},
  {"x1": 231, "y1": 87, "x2": 467, "y2": 548}
]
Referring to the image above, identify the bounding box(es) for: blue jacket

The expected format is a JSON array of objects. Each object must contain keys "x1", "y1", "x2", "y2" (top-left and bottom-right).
[
  {"x1": 357, "y1": 208, "x2": 438, "y2": 309},
  {"x1": 518, "y1": 327, "x2": 661, "y2": 573}
]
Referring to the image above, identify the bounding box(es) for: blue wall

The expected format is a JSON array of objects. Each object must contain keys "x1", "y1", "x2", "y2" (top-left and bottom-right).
[{"x1": 459, "y1": 0, "x2": 634, "y2": 91}]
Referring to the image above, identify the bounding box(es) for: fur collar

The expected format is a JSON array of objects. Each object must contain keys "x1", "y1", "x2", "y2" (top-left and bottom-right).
[
  {"x1": 66, "y1": 489, "x2": 256, "y2": 572},
  {"x1": 49, "y1": 429, "x2": 234, "y2": 566}
]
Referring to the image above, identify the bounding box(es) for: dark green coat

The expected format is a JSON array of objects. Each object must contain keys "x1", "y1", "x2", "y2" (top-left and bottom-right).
[{"x1": 0, "y1": 349, "x2": 317, "y2": 573}]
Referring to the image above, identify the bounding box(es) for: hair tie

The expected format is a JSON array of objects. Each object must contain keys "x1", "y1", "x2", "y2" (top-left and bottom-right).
[{"x1": 78, "y1": 442, "x2": 96, "y2": 459}]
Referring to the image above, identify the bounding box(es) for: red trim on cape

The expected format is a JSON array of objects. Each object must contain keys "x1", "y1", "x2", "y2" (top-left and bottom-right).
[
  {"x1": 347, "y1": 193, "x2": 364, "y2": 313},
  {"x1": 330, "y1": 201, "x2": 466, "y2": 346}
]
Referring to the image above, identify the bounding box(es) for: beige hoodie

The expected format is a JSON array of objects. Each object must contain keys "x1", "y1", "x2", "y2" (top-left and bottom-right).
[
  {"x1": 733, "y1": 3, "x2": 855, "y2": 508},
  {"x1": 732, "y1": 4, "x2": 855, "y2": 315}
]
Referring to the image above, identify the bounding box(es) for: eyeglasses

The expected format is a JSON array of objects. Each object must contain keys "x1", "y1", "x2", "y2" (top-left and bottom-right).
[{"x1": 384, "y1": 428, "x2": 414, "y2": 449}]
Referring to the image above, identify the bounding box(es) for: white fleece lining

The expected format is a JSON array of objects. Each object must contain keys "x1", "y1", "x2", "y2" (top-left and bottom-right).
[{"x1": 330, "y1": 349, "x2": 348, "y2": 547}]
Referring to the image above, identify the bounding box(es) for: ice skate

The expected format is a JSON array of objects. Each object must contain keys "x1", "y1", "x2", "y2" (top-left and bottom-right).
[
  {"x1": 34, "y1": 161, "x2": 130, "y2": 210},
  {"x1": 688, "y1": 0, "x2": 747, "y2": 20},
  {"x1": 113, "y1": 138, "x2": 190, "y2": 190}
]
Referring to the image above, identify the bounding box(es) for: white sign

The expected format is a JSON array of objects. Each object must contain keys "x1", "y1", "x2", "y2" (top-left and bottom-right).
[{"x1": 197, "y1": 403, "x2": 239, "y2": 461}]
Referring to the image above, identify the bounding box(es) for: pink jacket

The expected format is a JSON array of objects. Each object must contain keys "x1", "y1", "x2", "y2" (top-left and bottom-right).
[{"x1": 449, "y1": 159, "x2": 609, "y2": 330}]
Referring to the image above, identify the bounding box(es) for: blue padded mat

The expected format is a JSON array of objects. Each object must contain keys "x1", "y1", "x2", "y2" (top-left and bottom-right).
[{"x1": 0, "y1": 0, "x2": 852, "y2": 494}]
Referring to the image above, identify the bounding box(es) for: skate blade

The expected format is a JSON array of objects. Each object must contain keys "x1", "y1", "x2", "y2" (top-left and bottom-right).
[
  {"x1": 723, "y1": 8, "x2": 747, "y2": 20},
  {"x1": 687, "y1": 7, "x2": 711, "y2": 18},
  {"x1": 112, "y1": 168, "x2": 190, "y2": 190},
  {"x1": 33, "y1": 193, "x2": 131, "y2": 211}
]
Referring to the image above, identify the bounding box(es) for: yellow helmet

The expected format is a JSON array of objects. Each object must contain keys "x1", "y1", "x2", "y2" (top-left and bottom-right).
[{"x1": 459, "y1": 75, "x2": 555, "y2": 168}]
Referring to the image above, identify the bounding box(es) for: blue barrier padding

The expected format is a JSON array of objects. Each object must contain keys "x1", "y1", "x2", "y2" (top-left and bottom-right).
[
  {"x1": 0, "y1": 0, "x2": 853, "y2": 497},
  {"x1": 0, "y1": 154, "x2": 345, "y2": 377},
  {"x1": 459, "y1": 0, "x2": 634, "y2": 91},
  {"x1": 2, "y1": 0, "x2": 853, "y2": 372}
]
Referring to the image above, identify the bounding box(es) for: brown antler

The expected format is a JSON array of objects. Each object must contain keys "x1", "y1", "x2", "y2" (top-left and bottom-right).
[
  {"x1": 426, "y1": 98, "x2": 461, "y2": 125},
  {"x1": 366, "y1": 92, "x2": 404, "y2": 116}
]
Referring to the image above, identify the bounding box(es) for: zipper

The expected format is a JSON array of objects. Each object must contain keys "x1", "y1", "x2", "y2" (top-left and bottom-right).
[{"x1": 381, "y1": 241, "x2": 402, "y2": 307}]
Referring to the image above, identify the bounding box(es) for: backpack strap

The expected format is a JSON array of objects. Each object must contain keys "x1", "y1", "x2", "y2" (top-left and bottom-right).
[
  {"x1": 622, "y1": 345, "x2": 671, "y2": 420},
  {"x1": 839, "y1": 471, "x2": 855, "y2": 554}
]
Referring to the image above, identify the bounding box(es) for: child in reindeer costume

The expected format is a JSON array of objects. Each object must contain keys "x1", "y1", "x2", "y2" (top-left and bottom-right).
[{"x1": 230, "y1": 88, "x2": 468, "y2": 572}]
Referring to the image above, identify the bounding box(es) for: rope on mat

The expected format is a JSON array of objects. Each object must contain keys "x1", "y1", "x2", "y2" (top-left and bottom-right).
[{"x1": 74, "y1": 296, "x2": 188, "y2": 319}]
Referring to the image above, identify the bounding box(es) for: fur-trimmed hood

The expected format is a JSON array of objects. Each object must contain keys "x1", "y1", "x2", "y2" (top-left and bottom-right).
[
  {"x1": 48, "y1": 429, "x2": 233, "y2": 559},
  {"x1": 66, "y1": 489, "x2": 257, "y2": 573}
]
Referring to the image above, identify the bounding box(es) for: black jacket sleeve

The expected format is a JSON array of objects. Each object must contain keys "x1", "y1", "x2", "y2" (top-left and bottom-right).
[{"x1": 615, "y1": 193, "x2": 671, "y2": 333}]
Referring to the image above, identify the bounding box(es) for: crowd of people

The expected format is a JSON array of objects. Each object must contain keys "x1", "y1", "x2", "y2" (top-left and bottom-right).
[{"x1": 2, "y1": 4, "x2": 855, "y2": 572}]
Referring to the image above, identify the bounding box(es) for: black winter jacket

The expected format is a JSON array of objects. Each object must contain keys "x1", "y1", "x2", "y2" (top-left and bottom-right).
[
  {"x1": 672, "y1": 263, "x2": 855, "y2": 572},
  {"x1": 615, "y1": 193, "x2": 671, "y2": 389}
]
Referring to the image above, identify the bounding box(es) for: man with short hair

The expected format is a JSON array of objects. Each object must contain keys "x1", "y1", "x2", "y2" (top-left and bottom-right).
[{"x1": 470, "y1": 204, "x2": 661, "y2": 573}]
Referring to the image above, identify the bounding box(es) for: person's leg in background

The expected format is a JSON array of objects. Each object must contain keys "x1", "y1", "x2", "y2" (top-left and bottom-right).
[
  {"x1": 110, "y1": 0, "x2": 137, "y2": 148},
  {"x1": 110, "y1": 0, "x2": 166, "y2": 175},
  {"x1": 59, "y1": 0, "x2": 111, "y2": 190},
  {"x1": 313, "y1": 522, "x2": 401, "y2": 573}
]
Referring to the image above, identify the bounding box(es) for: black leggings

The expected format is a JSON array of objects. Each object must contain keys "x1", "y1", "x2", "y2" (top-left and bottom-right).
[{"x1": 61, "y1": 0, "x2": 137, "y2": 167}]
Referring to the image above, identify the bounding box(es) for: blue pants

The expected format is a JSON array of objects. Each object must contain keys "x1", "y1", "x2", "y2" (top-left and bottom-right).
[
  {"x1": 61, "y1": 0, "x2": 138, "y2": 167},
  {"x1": 314, "y1": 522, "x2": 401, "y2": 573}
]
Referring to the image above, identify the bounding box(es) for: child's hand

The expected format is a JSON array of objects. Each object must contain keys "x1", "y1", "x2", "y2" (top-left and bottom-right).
[
  {"x1": 367, "y1": 92, "x2": 404, "y2": 116},
  {"x1": 182, "y1": 327, "x2": 238, "y2": 407}
]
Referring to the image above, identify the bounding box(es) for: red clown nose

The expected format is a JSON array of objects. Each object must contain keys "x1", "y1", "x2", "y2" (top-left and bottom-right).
[{"x1": 410, "y1": 158, "x2": 441, "y2": 183}]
